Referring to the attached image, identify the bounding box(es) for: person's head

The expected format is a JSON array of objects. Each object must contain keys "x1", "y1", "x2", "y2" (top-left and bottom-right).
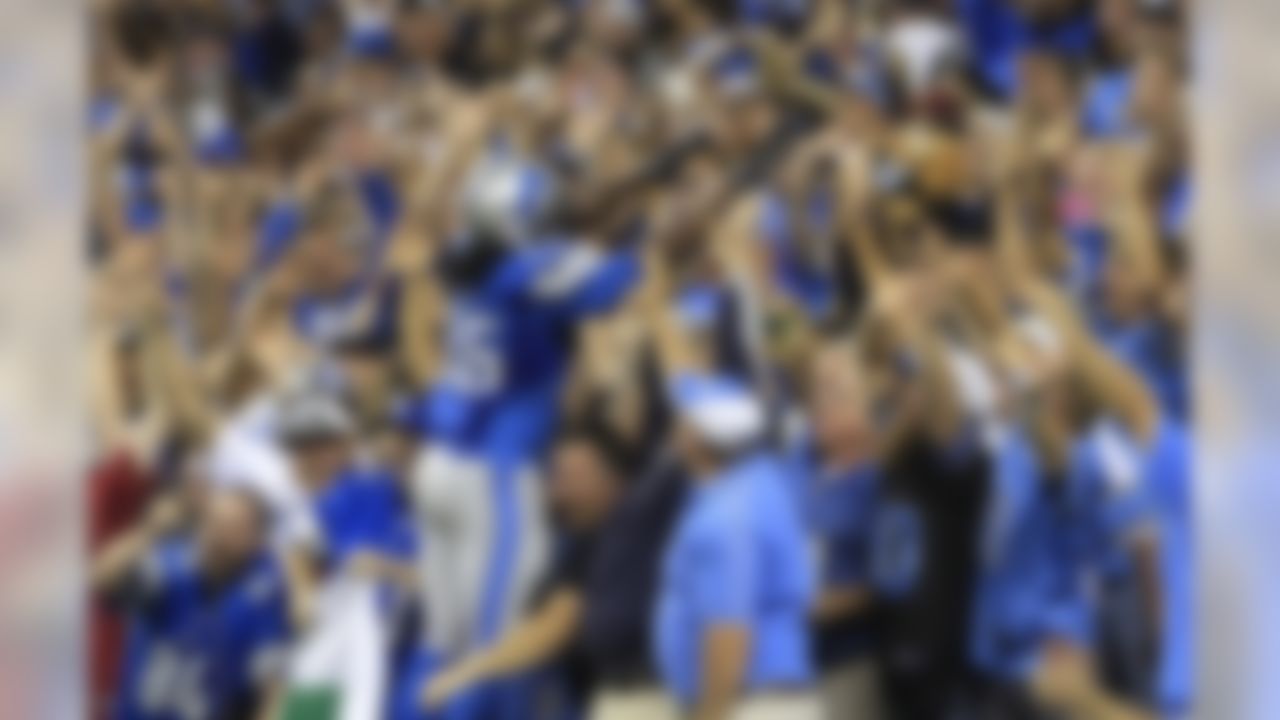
[
  {"x1": 456, "y1": 152, "x2": 557, "y2": 250},
  {"x1": 670, "y1": 374, "x2": 766, "y2": 479},
  {"x1": 549, "y1": 423, "x2": 628, "y2": 530},
  {"x1": 1097, "y1": 0, "x2": 1142, "y2": 59},
  {"x1": 277, "y1": 391, "x2": 356, "y2": 491},
  {"x1": 295, "y1": 181, "x2": 367, "y2": 296},
  {"x1": 336, "y1": 336, "x2": 395, "y2": 424},
  {"x1": 806, "y1": 340, "x2": 873, "y2": 462},
  {"x1": 213, "y1": 186, "x2": 257, "y2": 261},
  {"x1": 673, "y1": 419, "x2": 730, "y2": 481},
  {"x1": 1018, "y1": 50, "x2": 1079, "y2": 123},
  {"x1": 195, "y1": 486, "x2": 270, "y2": 580},
  {"x1": 707, "y1": 47, "x2": 777, "y2": 154},
  {"x1": 399, "y1": 0, "x2": 452, "y2": 64}
]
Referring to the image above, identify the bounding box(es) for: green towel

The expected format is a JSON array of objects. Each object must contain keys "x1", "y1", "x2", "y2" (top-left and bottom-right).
[{"x1": 279, "y1": 686, "x2": 340, "y2": 720}]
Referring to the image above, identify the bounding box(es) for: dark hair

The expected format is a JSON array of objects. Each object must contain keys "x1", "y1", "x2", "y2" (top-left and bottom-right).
[
  {"x1": 302, "y1": 179, "x2": 364, "y2": 235},
  {"x1": 113, "y1": 0, "x2": 175, "y2": 67},
  {"x1": 554, "y1": 418, "x2": 631, "y2": 479}
]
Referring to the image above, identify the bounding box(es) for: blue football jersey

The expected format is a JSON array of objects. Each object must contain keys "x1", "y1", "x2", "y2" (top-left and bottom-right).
[
  {"x1": 428, "y1": 239, "x2": 640, "y2": 459},
  {"x1": 971, "y1": 429, "x2": 1098, "y2": 681},
  {"x1": 115, "y1": 541, "x2": 291, "y2": 720}
]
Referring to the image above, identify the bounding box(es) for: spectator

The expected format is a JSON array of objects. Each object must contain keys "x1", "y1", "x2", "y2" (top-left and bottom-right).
[
  {"x1": 419, "y1": 418, "x2": 684, "y2": 720},
  {"x1": 92, "y1": 485, "x2": 291, "y2": 720}
]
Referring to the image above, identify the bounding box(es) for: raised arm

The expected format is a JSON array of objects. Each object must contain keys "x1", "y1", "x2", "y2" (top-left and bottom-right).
[
  {"x1": 637, "y1": 237, "x2": 703, "y2": 382},
  {"x1": 832, "y1": 143, "x2": 892, "y2": 290},
  {"x1": 92, "y1": 492, "x2": 184, "y2": 595},
  {"x1": 1026, "y1": 280, "x2": 1158, "y2": 442},
  {"x1": 1099, "y1": 142, "x2": 1163, "y2": 296},
  {"x1": 854, "y1": 273, "x2": 964, "y2": 457}
]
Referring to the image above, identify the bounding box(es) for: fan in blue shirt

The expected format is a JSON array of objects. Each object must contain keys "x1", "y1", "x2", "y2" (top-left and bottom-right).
[
  {"x1": 275, "y1": 388, "x2": 419, "y2": 605},
  {"x1": 96, "y1": 486, "x2": 291, "y2": 720},
  {"x1": 972, "y1": 426, "x2": 1094, "y2": 687},
  {"x1": 654, "y1": 373, "x2": 816, "y2": 715},
  {"x1": 280, "y1": 173, "x2": 403, "y2": 350},
  {"x1": 312, "y1": 463, "x2": 419, "y2": 602},
  {"x1": 787, "y1": 342, "x2": 882, "y2": 674}
]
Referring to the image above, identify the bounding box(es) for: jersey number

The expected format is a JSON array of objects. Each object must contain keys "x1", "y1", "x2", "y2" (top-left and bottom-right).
[
  {"x1": 442, "y1": 308, "x2": 504, "y2": 395},
  {"x1": 139, "y1": 645, "x2": 211, "y2": 720}
]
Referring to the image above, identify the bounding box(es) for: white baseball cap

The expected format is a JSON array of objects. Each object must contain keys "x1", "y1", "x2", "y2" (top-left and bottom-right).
[{"x1": 669, "y1": 372, "x2": 767, "y2": 451}]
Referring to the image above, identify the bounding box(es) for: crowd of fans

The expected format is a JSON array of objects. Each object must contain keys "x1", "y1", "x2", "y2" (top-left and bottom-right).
[{"x1": 86, "y1": 0, "x2": 1192, "y2": 718}]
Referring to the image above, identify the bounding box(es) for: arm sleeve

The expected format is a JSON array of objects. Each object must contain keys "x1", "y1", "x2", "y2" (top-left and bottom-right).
[
  {"x1": 689, "y1": 504, "x2": 756, "y2": 624},
  {"x1": 526, "y1": 243, "x2": 641, "y2": 319}
]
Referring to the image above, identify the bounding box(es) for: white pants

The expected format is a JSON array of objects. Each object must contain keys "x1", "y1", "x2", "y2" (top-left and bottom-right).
[
  {"x1": 588, "y1": 687, "x2": 679, "y2": 720},
  {"x1": 732, "y1": 692, "x2": 825, "y2": 720},
  {"x1": 411, "y1": 445, "x2": 550, "y2": 656}
]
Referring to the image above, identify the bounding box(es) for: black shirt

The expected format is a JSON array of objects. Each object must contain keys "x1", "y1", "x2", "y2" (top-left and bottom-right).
[
  {"x1": 545, "y1": 355, "x2": 688, "y2": 694},
  {"x1": 576, "y1": 454, "x2": 686, "y2": 686},
  {"x1": 541, "y1": 452, "x2": 686, "y2": 695},
  {"x1": 869, "y1": 432, "x2": 989, "y2": 679}
]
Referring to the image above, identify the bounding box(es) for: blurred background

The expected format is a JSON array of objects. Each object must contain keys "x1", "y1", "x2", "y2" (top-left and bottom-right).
[{"x1": 15, "y1": 0, "x2": 1270, "y2": 718}]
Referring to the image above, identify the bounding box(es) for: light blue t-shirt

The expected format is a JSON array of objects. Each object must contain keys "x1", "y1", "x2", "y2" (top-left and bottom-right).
[{"x1": 654, "y1": 453, "x2": 815, "y2": 707}]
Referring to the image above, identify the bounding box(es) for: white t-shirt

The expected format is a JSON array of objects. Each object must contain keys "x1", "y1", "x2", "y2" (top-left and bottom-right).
[{"x1": 208, "y1": 395, "x2": 320, "y2": 552}]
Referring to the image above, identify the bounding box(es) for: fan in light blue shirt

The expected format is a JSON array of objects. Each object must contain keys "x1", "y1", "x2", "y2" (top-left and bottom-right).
[{"x1": 654, "y1": 373, "x2": 815, "y2": 709}]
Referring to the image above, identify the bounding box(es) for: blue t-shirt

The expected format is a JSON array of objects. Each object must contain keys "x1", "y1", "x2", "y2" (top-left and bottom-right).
[
  {"x1": 789, "y1": 444, "x2": 879, "y2": 665},
  {"x1": 1093, "y1": 313, "x2": 1188, "y2": 422},
  {"x1": 970, "y1": 427, "x2": 1131, "y2": 681},
  {"x1": 429, "y1": 239, "x2": 640, "y2": 461},
  {"x1": 313, "y1": 464, "x2": 418, "y2": 572},
  {"x1": 1140, "y1": 418, "x2": 1194, "y2": 716},
  {"x1": 1081, "y1": 69, "x2": 1137, "y2": 138},
  {"x1": 115, "y1": 541, "x2": 290, "y2": 720},
  {"x1": 1072, "y1": 421, "x2": 1153, "y2": 578},
  {"x1": 654, "y1": 453, "x2": 815, "y2": 706},
  {"x1": 955, "y1": 0, "x2": 1097, "y2": 100},
  {"x1": 313, "y1": 464, "x2": 419, "y2": 618},
  {"x1": 1075, "y1": 416, "x2": 1193, "y2": 716}
]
